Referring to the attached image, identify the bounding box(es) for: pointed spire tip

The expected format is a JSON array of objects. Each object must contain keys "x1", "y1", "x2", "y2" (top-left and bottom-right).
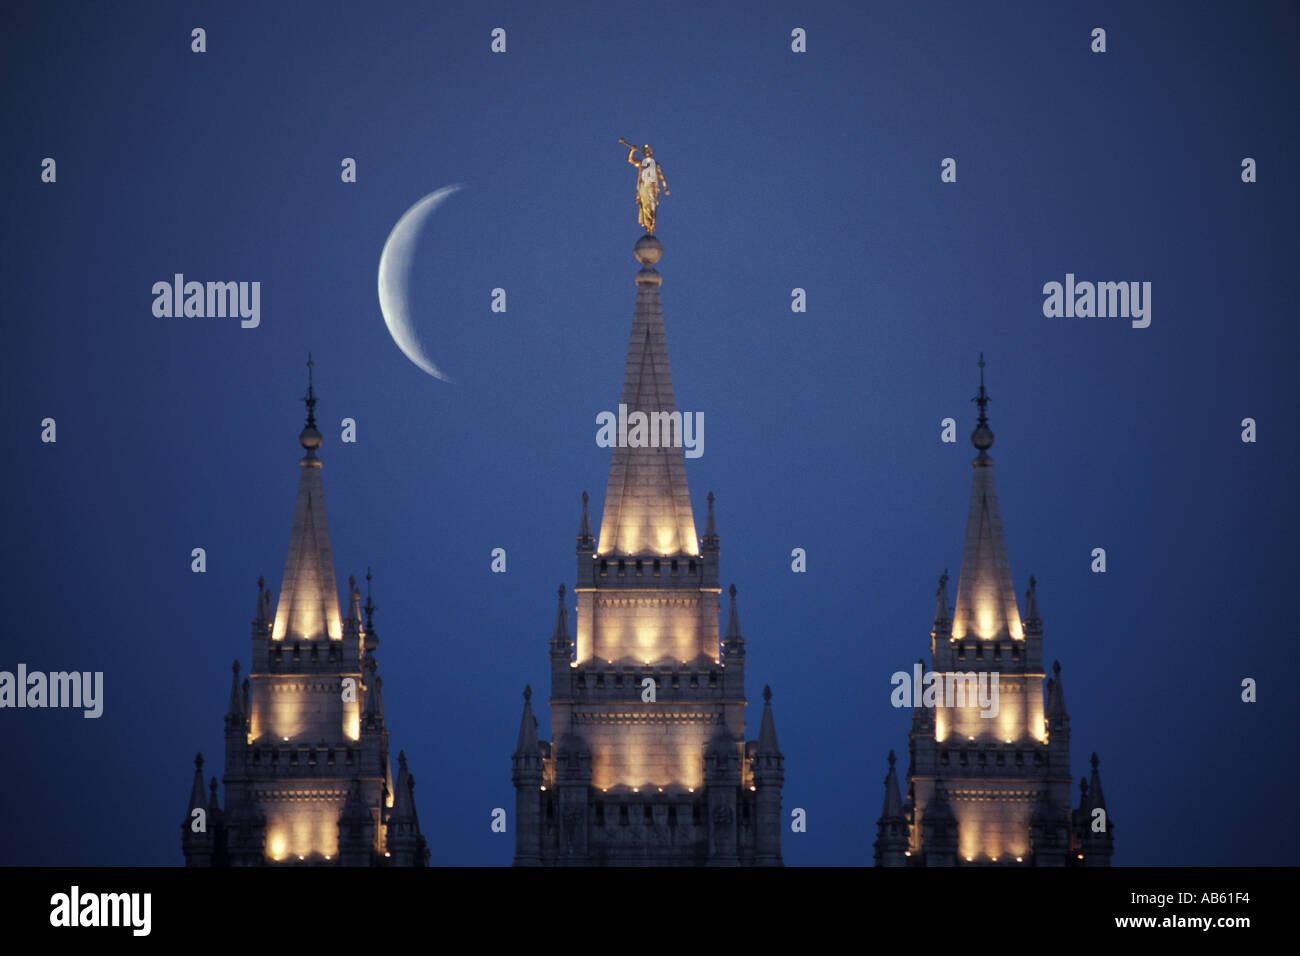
[
  {"x1": 299, "y1": 354, "x2": 323, "y2": 454},
  {"x1": 971, "y1": 352, "x2": 994, "y2": 452},
  {"x1": 577, "y1": 491, "x2": 594, "y2": 547}
]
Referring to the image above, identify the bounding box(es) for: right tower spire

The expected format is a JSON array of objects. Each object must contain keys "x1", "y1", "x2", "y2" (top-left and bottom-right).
[{"x1": 876, "y1": 357, "x2": 1114, "y2": 867}]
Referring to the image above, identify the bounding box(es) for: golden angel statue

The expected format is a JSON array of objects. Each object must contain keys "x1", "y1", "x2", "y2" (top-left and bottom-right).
[{"x1": 620, "y1": 139, "x2": 670, "y2": 234}]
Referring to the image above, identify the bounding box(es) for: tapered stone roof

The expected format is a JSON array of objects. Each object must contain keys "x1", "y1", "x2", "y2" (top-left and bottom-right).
[
  {"x1": 596, "y1": 236, "x2": 699, "y2": 557},
  {"x1": 951, "y1": 358, "x2": 1024, "y2": 642},
  {"x1": 271, "y1": 363, "x2": 342, "y2": 642}
]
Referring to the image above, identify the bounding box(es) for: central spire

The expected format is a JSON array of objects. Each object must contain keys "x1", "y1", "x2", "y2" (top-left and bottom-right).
[
  {"x1": 951, "y1": 354, "x2": 1023, "y2": 641},
  {"x1": 596, "y1": 236, "x2": 699, "y2": 557}
]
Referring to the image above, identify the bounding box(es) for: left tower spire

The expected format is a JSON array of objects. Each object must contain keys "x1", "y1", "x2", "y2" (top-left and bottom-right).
[{"x1": 183, "y1": 359, "x2": 427, "y2": 866}]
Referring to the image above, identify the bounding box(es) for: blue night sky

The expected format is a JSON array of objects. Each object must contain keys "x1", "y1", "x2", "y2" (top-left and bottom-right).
[{"x1": 3, "y1": 1, "x2": 1297, "y2": 866}]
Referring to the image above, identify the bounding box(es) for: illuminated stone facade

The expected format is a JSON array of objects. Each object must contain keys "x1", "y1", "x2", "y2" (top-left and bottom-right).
[
  {"x1": 181, "y1": 373, "x2": 426, "y2": 866},
  {"x1": 874, "y1": 366, "x2": 1114, "y2": 867},
  {"x1": 511, "y1": 235, "x2": 784, "y2": 865}
]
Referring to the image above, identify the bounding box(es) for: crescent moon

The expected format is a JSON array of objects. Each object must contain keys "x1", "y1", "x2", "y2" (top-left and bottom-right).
[{"x1": 377, "y1": 184, "x2": 465, "y2": 382}]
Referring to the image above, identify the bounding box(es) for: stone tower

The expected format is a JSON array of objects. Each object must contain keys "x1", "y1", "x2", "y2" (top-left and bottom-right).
[
  {"x1": 874, "y1": 357, "x2": 1114, "y2": 867},
  {"x1": 511, "y1": 234, "x2": 784, "y2": 865},
  {"x1": 182, "y1": 362, "x2": 427, "y2": 866}
]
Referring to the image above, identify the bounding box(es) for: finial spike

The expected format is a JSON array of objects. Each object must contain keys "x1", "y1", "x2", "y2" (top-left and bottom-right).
[
  {"x1": 297, "y1": 354, "x2": 323, "y2": 455},
  {"x1": 363, "y1": 567, "x2": 376, "y2": 634},
  {"x1": 304, "y1": 352, "x2": 317, "y2": 426},
  {"x1": 970, "y1": 353, "x2": 994, "y2": 452},
  {"x1": 523, "y1": 684, "x2": 532, "y2": 702}
]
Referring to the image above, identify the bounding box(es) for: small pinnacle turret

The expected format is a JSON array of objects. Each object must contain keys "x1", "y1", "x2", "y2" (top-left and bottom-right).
[
  {"x1": 702, "y1": 491, "x2": 719, "y2": 552},
  {"x1": 344, "y1": 574, "x2": 363, "y2": 645},
  {"x1": 873, "y1": 750, "x2": 909, "y2": 866},
  {"x1": 1024, "y1": 574, "x2": 1041, "y2": 630},
  {"x1": 1047, "y1": 660, "x2": 1068, "y2": 722},
  {"x1": 881, "y1": 750, "x2": 903, "y2": 817},
  {"x1": 1088, "y1": 753, "x2": 1107, "y2": 811},
  {"x1": 387, "y1": 750, "x2": 426, "y2": 866},
  {"x1": 515, "y1": 685, "x2": 540, "y2": 757},
  {"x1": 225, "y1": 661, "x2": 244, "y2": 731},
  {"x1": 723, "y1": 583, "x2": 746, "y2": 661},
  {"x1": 181, "y1": 753, "x2": 214, "y2": 866},
  {"x1": 757, "y1": 686, "x2": 780, "y2": 756},
  {"x1": 933, "y1": 569, "x2": 950, "y2": 627},
  {"x1": 1077, "y1": 753, "x2": 1115, "y2": 865},
  {"x1": 549, "y1": 585, "x2": 571, "y2": 659},
  {"x1": 577, "y1": 492, "x2": 593, "y2": 550},
  {"x1": 751, "y1": 686, "x2": 785, "y2": 866},
  {"x1": 253, "y1": 577, "x2": 268, "y2": 628},
  {"x1": 186, "y1": 753, "x2": 206, "y2": 815}
]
